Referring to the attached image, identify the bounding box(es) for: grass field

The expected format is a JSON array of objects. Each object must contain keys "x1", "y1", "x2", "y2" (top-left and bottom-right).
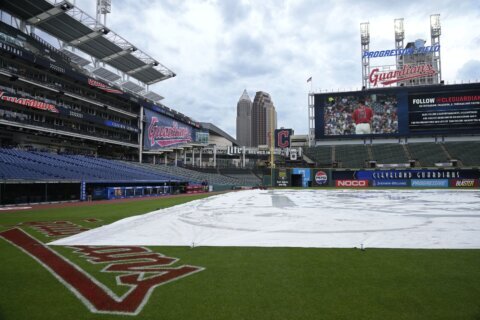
[{"x1": 1, "y1": 193, "x2": 480, "y2": 320}]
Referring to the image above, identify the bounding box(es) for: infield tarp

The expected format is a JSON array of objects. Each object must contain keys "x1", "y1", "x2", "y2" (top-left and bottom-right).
[{"x1": 50, "y1": 189, "x2": 480, "y2": 249}]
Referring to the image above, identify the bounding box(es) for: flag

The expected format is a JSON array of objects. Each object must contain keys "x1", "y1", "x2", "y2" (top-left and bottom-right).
[{"x1": 307, "y1": 77, "x2": 312, "y2": 83}]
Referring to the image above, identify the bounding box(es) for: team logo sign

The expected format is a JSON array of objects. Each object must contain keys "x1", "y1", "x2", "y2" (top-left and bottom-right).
[
  {"x1": 0, "y1": 220, "x2": 204, "y2": 315},
  {"x1": 315, "y1": 171, "x2": 328, "y2": 185}
]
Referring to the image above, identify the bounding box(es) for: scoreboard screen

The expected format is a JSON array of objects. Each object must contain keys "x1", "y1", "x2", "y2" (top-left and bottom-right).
[
  {"x1": 314, "y1": 83, "x2": 480, "y2": 139},
  {"x1": 408, "y1": 92, "x2": 480, "y2": 131}
]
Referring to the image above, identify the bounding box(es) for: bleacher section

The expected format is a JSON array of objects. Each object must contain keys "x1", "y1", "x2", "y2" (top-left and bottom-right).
[
  {"x1": 408, "y1": 143, "x2": 449, "y2": 167},
  {"x1": 304, "y1": 146, "x2": 332, "y2": 166},
  {"x1": 218, "y1": 168, "x2": 262, "y2": 186},
  {"x1": 125, "y1": 162, "x2": 261, "y2": 187},
  {"x1": 304, "y1": 142, "x2": 480, "y2": 168},
  {"x1": 370, "y1": 144, "x2": 408, "y2": 164},
  {"x1": 0, "y1": 149, "x2": 180, "y2": 182},
  {"x1": 334, "y1": 145, "x2": 370, "y2": 168},
  {"x1": 444, "y1": 142, "x2": 480, "y2": 167}
]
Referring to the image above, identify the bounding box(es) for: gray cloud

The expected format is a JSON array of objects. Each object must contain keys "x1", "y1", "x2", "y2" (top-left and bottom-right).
[
  {"x1": 73, "y1": 0, "x2": 480, "y2": 138},
  {"x1": 456, "y1": 60, "x2": 480, "y2": 81},
  {"x1": 217, "y1": 0, "x2": 251, "y2": 25}
]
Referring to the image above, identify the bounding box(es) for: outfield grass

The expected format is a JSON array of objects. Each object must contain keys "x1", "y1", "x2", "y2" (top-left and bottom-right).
[{"x1": 1, "y1": 194, "x2": 480, "y2": 320}]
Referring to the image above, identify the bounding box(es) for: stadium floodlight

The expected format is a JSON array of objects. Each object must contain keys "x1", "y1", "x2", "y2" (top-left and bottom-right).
[
  {"x1": 430, "y1": 14, "x2": 441, "y2": 37},
  {"x1": 394, "y1": 18, "x2": 404, "y2": 41},
  {"x1": 97, "y1": 0, "x2": 112, "y2": 14},
  {"x1": 360, "y1": 22, "x2": 370, "y2": 45}
]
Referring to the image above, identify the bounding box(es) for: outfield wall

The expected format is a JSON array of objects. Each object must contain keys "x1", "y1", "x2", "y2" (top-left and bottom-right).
[{"x1": 272, "y1": 168, "x2": 480, "y2": 188}]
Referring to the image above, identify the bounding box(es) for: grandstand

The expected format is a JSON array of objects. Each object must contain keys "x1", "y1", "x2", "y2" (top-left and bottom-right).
[
  {"x1": 0, "y1": 1, "x2": 266, "y2": 205},
  {"x1": 305, "y1": 141, "x2": 480, "y2": 169}
]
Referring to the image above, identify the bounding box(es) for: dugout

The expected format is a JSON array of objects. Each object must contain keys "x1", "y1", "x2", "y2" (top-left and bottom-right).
[{"x1": 0, "y1": 181, "x2": 80, "y2": 205}]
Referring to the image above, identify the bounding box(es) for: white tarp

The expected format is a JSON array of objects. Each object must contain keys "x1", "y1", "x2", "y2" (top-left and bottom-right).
[{"x1": 50, "y1": 189, "x2": 480, "y2": 249}]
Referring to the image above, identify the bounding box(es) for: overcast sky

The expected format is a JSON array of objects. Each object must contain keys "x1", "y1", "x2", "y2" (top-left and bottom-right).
[{"x1": 74, "y1": 0, "x2": 480, "y2": 137}]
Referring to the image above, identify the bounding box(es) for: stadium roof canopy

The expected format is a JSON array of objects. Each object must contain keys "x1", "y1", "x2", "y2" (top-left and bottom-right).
[
  {"x1": 200, "y1": 122, "x2": 238, "y2": 146},
  {"x1": 142, "y1": 91, "x2": 164, "y2": 102},
  {"x1": 2, "y1": 0, "x2": 175, "y2": 85}
]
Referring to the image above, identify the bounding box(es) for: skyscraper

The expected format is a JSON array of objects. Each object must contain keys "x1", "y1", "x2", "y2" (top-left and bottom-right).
[
  {"x1": 236, "y1": 89, "x2": 252, "y2": 147},
  {"x1": 251, "y1": 91, "x2": 277, "y2": 147}
]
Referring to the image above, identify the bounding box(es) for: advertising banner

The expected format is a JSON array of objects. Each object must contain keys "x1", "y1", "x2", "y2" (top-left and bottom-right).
[
  {"x1": 313, "y1": 170, "x2": 329, "y2": 186},
  {"x1": 144, "y1": 109, "x2": 193, "y2": 150},
  {"x1": 450, "y1": 179, "x2": 479, "y2": 188},
  {"x1": 80, "y1": 180, "x2": 86, "y2": 201},
  {"x1": 0, "y1": 90, "x2": 59, "y2": 113},
  {"x1": 409, "y1": 92, "x2": 480, "y2": 131},
  {"x1": 372, "y1": 180, "x2": 409, "y2": 187},
  {"x1": 335, "y1": 180, "x2": 369, "y2": 187},
  {"x1": 410, "y1": 179, "x2": 449, "y2": 188},
  {"x1": 275, "y1": 168, "x2": 290, "y2": 187},
  {"x1": 354, "y1": 169, "x2": 479, "y2": 180}
]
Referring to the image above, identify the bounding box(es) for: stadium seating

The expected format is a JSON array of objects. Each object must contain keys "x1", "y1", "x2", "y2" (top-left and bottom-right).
[
  {"x1": 304, "y1": 141, "x2": 480, "y2": 168},
  {"x1": 0, "y1": 148, "x2": 181, "y2": 182},
  {"x1": 124, "y1": 162, "x2": 260, "y2": 187},
  {"x1": 407, "y1": 143, "x2": 449, "y2": 167},
  {"x1": 370, "y1": 144, "x2": 409, "y2": 164},
  {"x1": 444, "y1": 142, "x2": 480, "y2": 166},
  {"x1": 334, "y1": 145, "x2": 370, "y2": 168},
  {"x1": 303, "y1": 146, "x2": 332, "y2": 166}
]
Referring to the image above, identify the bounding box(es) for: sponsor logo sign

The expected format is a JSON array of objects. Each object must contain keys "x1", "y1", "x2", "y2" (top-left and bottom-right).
[
  {"x1": 314, "y1": 171, "x2": 328, "y2": 185},
  {"x1": 363, "y1": 45, "x2": 440, "y2": 58},
  {"x1": 0, "y1": 221, "x2": 203, "y2": 315},
  {"x1": 0, "y1": 90, "x2": 59, "y2": 113},
  {"x1": 335, "y1": 180, "x2": 369, "y2": 187},
  {"x1": 369, "y1": 64, "x2": 437, "y2": 87},
  {"x1": 88, "y1": 78, "x2": 123, "y2": 94},
  {"x1": 372, "y1": 180, "x2": 409, "y2": 187},
  {"x1": 411, "y1": 179, "x2": 449, "y2": 188},
  {"x1": 274, "y1": 129, "x2": 293, "y2": 148},
  {"x1": 356, "y1": 170, "x2": 466, "y2": 180},
  {"x1": 275, "y1": 169, "x2": 289, "y2": 187},
  {"x1": 450, "y1": 179, "x2": 478, "y2": 188}
]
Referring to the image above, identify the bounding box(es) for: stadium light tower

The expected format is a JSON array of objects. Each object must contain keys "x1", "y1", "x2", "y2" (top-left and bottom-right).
[
  {"x1": 96, "y1": 0, "x2": 112, "y2": 26},
  {"x1": 360, "y1": 22, "x2": 370, "y2": 89},
  {"x1": 394, "y1": 18, "x2": 405, "y2": 75},
  {"x1": 430, "y1": 14, "x2": 442, "y2": 84}
]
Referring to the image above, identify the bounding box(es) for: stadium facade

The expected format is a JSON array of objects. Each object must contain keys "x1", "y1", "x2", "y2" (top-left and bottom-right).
[{"x1": 0, "y1": 0, "x2": 266, "y2": 205}]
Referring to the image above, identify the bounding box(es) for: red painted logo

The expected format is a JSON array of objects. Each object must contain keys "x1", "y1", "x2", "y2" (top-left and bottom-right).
[
  {"x1": 335, "y1": 180, "x2": 369, "y2": 187},
  {"x1": 369, "y1": 64, "x2": 436, "y2": 86},
  {"x1": 0, "y1": 221, "x2": 204, "y2": 315}
]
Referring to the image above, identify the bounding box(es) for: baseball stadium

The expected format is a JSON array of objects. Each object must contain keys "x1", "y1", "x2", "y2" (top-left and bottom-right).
[{"x1": 0, "y1": 1, "x2": 479, "y2": 320}]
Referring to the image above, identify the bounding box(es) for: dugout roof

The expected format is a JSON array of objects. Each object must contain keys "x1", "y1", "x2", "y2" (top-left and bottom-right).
[{"x1": 2, "y1": 0, "x2": 175, "y2": 85}]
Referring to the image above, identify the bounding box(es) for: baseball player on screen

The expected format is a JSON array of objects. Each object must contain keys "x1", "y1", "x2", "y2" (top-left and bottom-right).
[{"x1": 352, "y1": 98, "x2": 373, "y2": 134}]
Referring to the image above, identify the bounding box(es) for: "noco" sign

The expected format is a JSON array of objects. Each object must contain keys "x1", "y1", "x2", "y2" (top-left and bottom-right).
[{"x1": 335, "y1": 180, "x2": 369, "y2": 187}]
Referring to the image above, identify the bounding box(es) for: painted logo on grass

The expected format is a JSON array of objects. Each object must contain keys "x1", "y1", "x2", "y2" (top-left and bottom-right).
[{"x1": 0, "y1": 221, "x2": 204, "y2": 315}]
